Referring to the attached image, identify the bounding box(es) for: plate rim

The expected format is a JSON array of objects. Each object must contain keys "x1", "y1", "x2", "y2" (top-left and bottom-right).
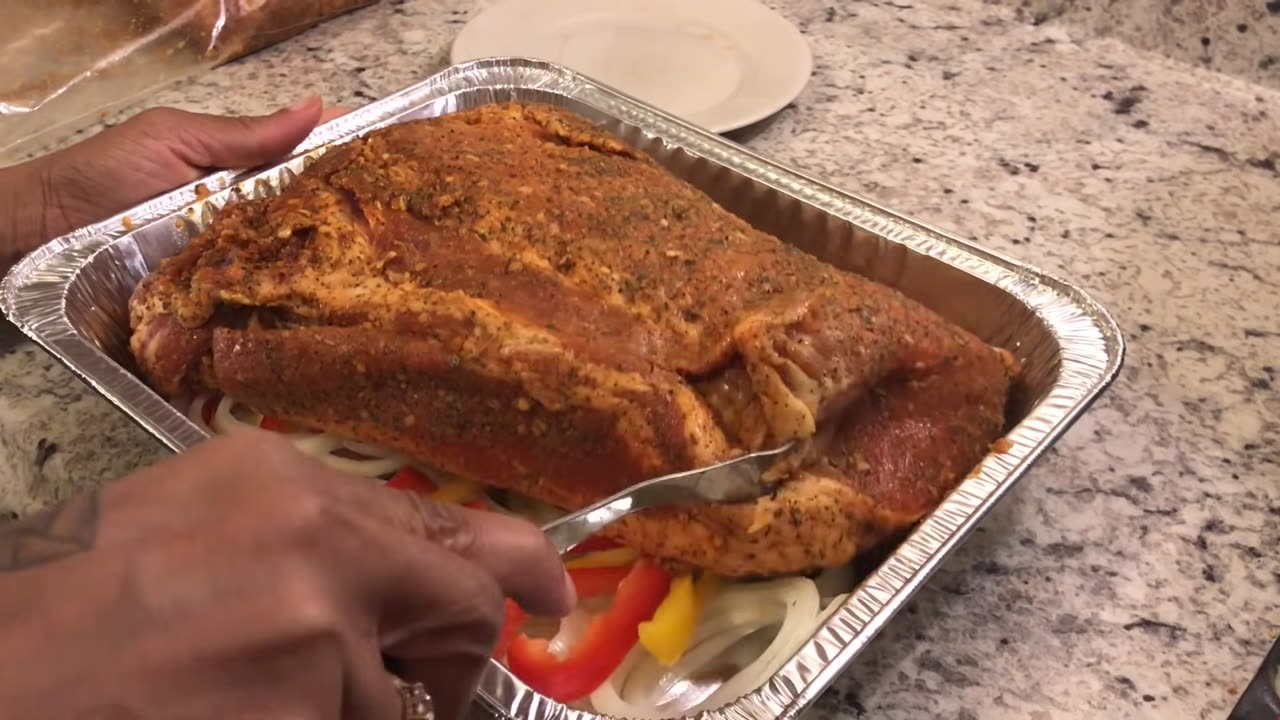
[{"x1": 448, "y1": 0, "x2": 814, "y2": 133}]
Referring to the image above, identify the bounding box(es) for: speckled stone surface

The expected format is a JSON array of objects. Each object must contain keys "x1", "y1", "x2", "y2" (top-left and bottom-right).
[
  {"x1": 1, "y1": 0, "x2": 1277, "y2": 718},
  {"x1": 994, "y1": 0, "x2": 1280, "y2": 90}
]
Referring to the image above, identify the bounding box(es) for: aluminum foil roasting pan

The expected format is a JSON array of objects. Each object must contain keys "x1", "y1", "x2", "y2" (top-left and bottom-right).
[{"x1": 1, "y1": 58, "x2": 1124, "y2": 720}]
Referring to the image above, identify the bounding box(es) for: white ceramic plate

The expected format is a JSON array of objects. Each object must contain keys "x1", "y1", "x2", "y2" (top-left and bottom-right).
[{"x1": 450, "y1": 0, "x2": 812, "y2": 133}]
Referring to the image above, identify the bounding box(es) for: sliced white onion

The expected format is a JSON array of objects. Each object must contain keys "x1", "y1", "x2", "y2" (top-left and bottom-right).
[
  {"x1": 547, "y1": 605, "x2": 594, "y2": 660},
  {"x1": 693, "y1": 577, "x2": 821, "y2": 711},
  {"x1": 619, "y1": 618, "x2": 775, "y2": 714},
  {"x1": 186, "y1": 393, "x2": 214, "y2": 434},
  {"x1": 292, "y1": 433, "x2": 345, "y2": 456},
  {"x1": 316, "y1": 451, "x2": 411, "y2": 478},
  {"x1": 588, "y1": 646, "x2": 666, "y2": 720},
  {"x1": 211, "y1": 395, "x2": 262, "y2": 434},
  {"x1": 817, "y1": 593, "x2": 850, "y2": 626},
  {"x1": 589, "y1": 577, "x2": 822, "y2": 719},
  {"x1": 504, "y1": 493, "x2": 568, "y2": 525},
  {"x1": 341, "y1": 439, "x2": 399, "y2": 458},
  {"x1": 711, "y1": 625, "x2": 778, "y2": 678},
  {"x1": 203, "y1": 395, "x2": 409, "y2": 477}
]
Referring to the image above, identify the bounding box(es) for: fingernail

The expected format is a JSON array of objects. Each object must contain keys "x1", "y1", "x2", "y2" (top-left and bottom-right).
[{"x1": 561, "y1": 566, "x2": 578, "y2": 615}]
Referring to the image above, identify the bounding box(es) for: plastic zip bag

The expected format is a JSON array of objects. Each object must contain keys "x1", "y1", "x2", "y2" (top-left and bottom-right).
[{"x1": 0, "y1": 0, "x2": 377, "y2": 162}]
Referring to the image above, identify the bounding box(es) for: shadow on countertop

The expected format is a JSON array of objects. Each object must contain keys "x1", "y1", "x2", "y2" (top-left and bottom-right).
[{"x1": 1230, "y1": 634, "x2": 1280, "y2": 720}]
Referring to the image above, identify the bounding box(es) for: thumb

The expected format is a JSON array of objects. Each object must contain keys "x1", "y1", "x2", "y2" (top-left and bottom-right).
[{"x1": 163, "y1": 96, "x2": 326, "y2": 170}]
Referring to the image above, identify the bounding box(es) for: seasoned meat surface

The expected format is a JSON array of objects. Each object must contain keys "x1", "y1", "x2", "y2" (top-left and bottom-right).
[{"x1": 130, "y1": 103, "x2": 1019, "y2": 576}]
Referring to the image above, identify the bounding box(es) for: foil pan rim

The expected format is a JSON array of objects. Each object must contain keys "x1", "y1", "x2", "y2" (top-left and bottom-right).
[{"x1": 1, "y1": 57, "x2": 1124, "y2": 720}]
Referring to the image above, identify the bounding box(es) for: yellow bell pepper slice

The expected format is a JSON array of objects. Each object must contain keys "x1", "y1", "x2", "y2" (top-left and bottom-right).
[
  {"x1": 430, "y1": 479, "x2": 481, "y2": 504},
  {"x1": 564, "y1": 547, "x2": 641, "y2": 570},
  {"x1": 637, "y1": 573, "x2": 720, "y2": 666}
]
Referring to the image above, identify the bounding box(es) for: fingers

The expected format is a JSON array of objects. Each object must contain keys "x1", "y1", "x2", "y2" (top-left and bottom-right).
[
  {"x1": 363, "y1": 488, "x2": 575, "y2": 618},
  {"x1": 341, "y1": 640, "x2": 405, "y2": 720},
  {"x1": 23, "y1": 96, "x2": 342, "y2": 245},
  {"x1": 143, "y1": 100, "x2": 348, "y2": 179},
  {"x1": 320, "y1": 106, "x2": 355, "y2": 124},
  {"x1": 366, "y1": 538, "x2": 505, "y2": 720},
  {"x1": 140, "y1": 432, "x2": 571, "y2": 719},
  {"x1": 447, "y1": 508, "x2": 578, "y2": 617},
  {"x1": 91, "y1": 432, "x2": 523, "y2": 720},
  {"x1": 382, "y1": 582, "x2": 499, "y2": 720},
  {"x1": 156, "y1": 96, "x2": 326, "y2": 170},
  {"x1": 171, "y1": 432, "x2": 573, "y2": 618},
  {"x1": 395, "y1": 644, "x2": 492, "y2": 720}
]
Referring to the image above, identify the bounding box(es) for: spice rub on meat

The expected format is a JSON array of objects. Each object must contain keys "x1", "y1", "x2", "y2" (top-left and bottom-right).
[{"x1": 129, "y1": 103, "x2": 1020, "y2": 577}]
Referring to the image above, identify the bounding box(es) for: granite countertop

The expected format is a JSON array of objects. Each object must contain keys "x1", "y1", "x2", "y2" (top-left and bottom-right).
[
  {"x1": 1009, "y1": 0, "x2": 1280, "y2": 91},
  {"x1": 2, "y1": 0, "x2": 1277, "y2": 718}
]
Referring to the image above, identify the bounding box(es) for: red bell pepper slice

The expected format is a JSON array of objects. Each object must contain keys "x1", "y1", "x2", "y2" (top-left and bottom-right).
[
  {"x1": 385, "y1": 467, "x2": 439, "y2": 494},
  {"x1": 200, "y1": 395, "x2": 220, "y2": 426},
  {"x1": 567, "y1": 565, "x2": 635, "y2": 599},
  {"x1": 259, "y1": 415, "x2": 301, "y2": 433},
  {"x1": 505, "y1": 559, "x2": 671, "y2": 702},
  {"x1": 494, "y1": 599, "x2": 526, "y2": 660},
  {"x1": 491, "y1": 564, "x2": 633, "y2": 659},
  {"x1": 490, "y1": 562, "x2": 633, "y2": 659},
  {"x1": 567, "y1": 534, "x2": 622, "y2": 556}
]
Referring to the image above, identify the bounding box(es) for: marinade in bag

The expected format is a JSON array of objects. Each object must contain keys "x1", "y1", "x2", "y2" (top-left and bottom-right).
[{"x1": 0, "y1": 0, "x2": 376, "y2": 162}]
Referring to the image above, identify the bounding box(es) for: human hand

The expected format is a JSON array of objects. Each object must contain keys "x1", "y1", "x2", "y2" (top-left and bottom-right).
[
  {"x1": 1, "y1": 97, "x2": 346, "y2": 269},
  {"x1": 0, "y1": 431, "x2": 574, "y2": 720}
]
